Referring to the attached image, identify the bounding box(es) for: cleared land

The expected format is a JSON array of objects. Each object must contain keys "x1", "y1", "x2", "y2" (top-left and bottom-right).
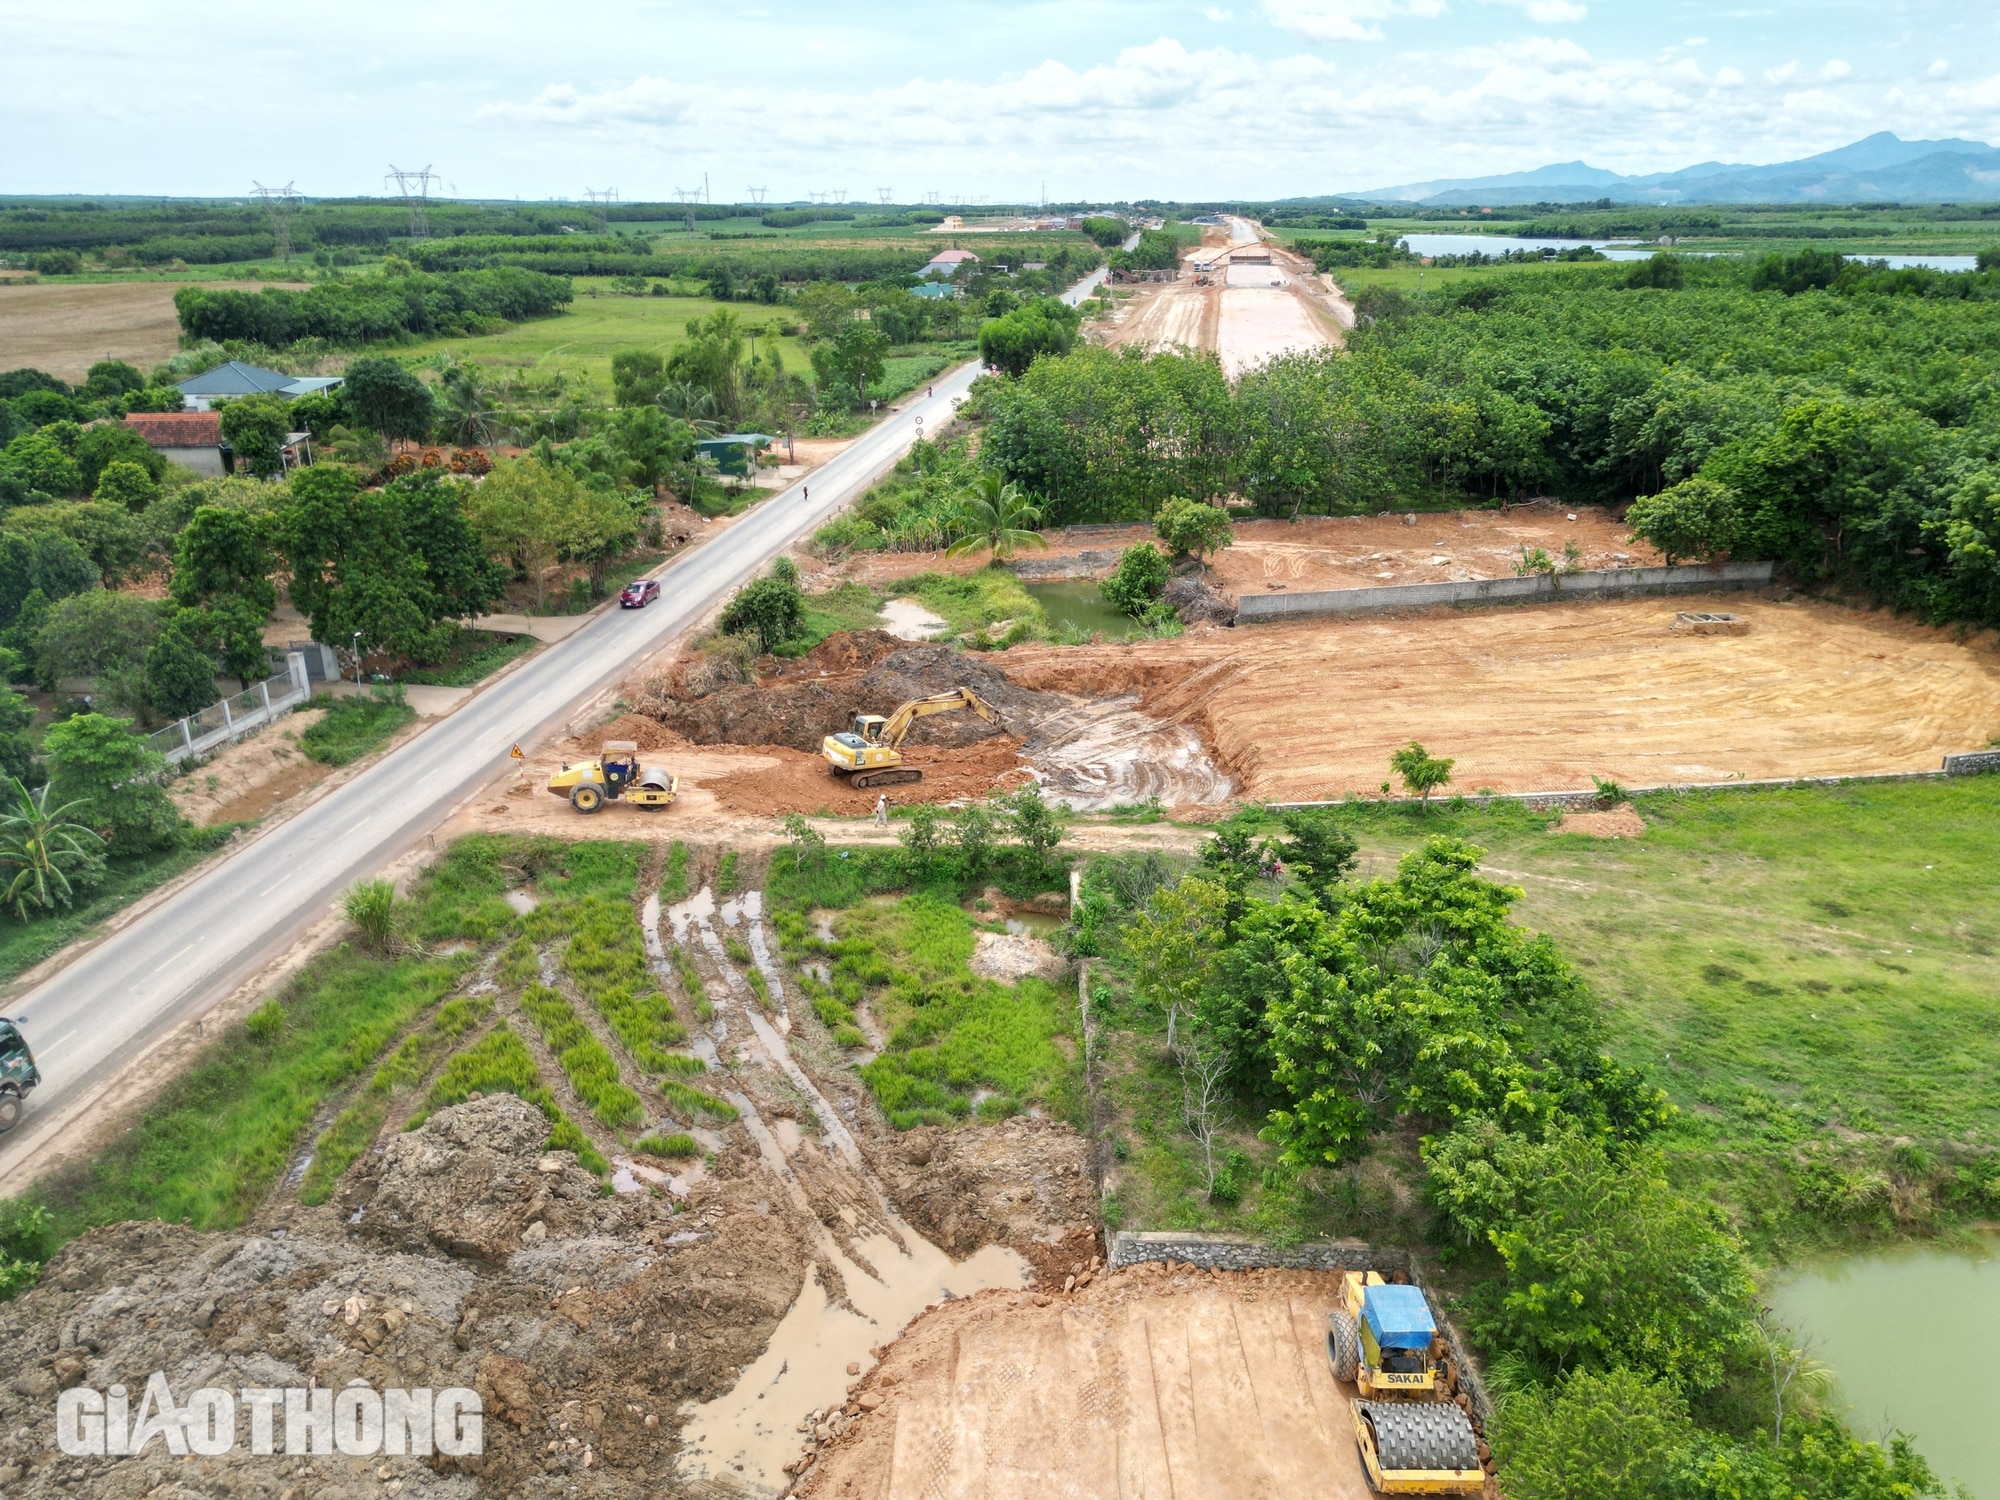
[
  {"x1": 0, "y1": 279, "x2": 233, "y2": 380},
  {"x1": 801, "y1": 1267, "x2": 1381, "y2": 1500},
  {"x1": 999, "y1": 595, "x2": 2000, "y2": 800}
]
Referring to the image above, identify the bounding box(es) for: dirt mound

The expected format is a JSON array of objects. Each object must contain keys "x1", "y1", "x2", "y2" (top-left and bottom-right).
[
  {"x1": 647, "y1": 637, "x2": 1060, "y2": 754},
  {"x1": 764, "y1": 629, "x2": 907, "y2": 681},
  {"x1": 0, "y1": 1096, "x2": 816, "y2": 1498},
  {"x1": 706, "y1": 737, "x2": 1034, "y2": 816},
  {"x1": 878, "y1": 1117, "x2": 1097, "y2": 1285},
  {"x1": 1166, "y1": 573, "x2": 1237, "y2": 625},
  {"x1": 576, "y1": 713, "x2": 692, "y2": 755}
]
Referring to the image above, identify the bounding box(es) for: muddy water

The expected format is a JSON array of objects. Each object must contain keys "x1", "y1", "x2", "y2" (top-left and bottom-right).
[
  {"x1": 1773, "y1": 1239, "x2": 2000, "y2": 1496},
  {"x1": 878, "y1": 597, "x2": 949, "y2": 640},
  {"x1": 1027, "y1": 695, "x2": 1233, "y2": 810},
  {"x1": 1023, "y1": 581, "x2": 1143, "y2": 640}
]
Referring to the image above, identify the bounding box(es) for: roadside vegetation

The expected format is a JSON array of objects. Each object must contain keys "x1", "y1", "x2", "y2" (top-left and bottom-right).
[{"x1": 297, "y1": 688, "x2": 416, "y2": 766}]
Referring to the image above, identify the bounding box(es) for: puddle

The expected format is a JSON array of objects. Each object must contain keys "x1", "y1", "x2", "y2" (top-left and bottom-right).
[
  {"x1": 675, "y1": 1233, "x2": 1029, "y2": 1493},
  {"x1": 667, "y1": 884, "x2": 717, "y2": 939},
  {"x1": 1004, "y1": 913, "x2": 1063, "y2": 935},
  {"x1": 878, "y1": 598, "x2": 949, "y2": 640},
  {"x1": 504, "y1": 889, "x2": 539, "y2": 915},
  {"x1": 1027, "y1": 696, "x2": 1233, "y2": 810},
  {"x1": 772, "y1": 1117, "x2": 804, "y2": 1155},
  {"x1": 1774, "y1": 1237, "x2": 2000, "y2": 1495}
]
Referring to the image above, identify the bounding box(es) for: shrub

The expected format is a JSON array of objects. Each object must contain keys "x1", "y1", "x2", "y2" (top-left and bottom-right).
[
  {"x1": 1494, "y1": 1366, "x2": 1694, "y2": 1500},
  {"x1": 718, "y1": 559, "x2": 804, "y2": 654},
  {"x1": 1153, "y1": 497, "x2": 1232, "y2": 570},
  {"x1": 244, "y1": 1000, "x2": 285, "y2": 1042},
  {"x1": 343, "y1": 879, "x2": 400, "y2": 952},
  {"x1": 636, "y1": 1133, "x2": 698, "y2": 1158},
  {"x1": 1625, "y1": 476, "x2": 1745, "y2": 565},
  {"x1": 1101, "y1": 542, "x2": 1171, "y2": 616}
]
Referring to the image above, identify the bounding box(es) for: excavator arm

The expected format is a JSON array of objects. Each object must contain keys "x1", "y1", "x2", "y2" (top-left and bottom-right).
[{"x1": 878, "y1": 688, "x2": 1001, "y2": 747}]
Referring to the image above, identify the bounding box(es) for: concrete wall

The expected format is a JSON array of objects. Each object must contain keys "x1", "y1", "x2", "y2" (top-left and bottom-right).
[
  {"x1": 1944, "y1": 749, "x2": 2000, "y2": 776},
  {"x1": 1237, "y1": 559, "x2": 1775, "y2": 622},
  {"x1": 1107, "y1": 1231, "x2": 1492, "y2": 1424}
]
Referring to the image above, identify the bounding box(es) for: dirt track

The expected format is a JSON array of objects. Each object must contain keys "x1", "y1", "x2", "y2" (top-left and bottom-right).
[
  {"x1": 998, "y1": 594, "x2": 2000, "y2": 801},
  {"x1": 0, "y1": 279, "x2": 303, "y2": 381},
  {"x1": 798, "y1": 1265, "x2": 1383, "y2": 1500}
]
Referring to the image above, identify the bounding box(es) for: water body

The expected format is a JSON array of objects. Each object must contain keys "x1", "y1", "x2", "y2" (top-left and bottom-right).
[
  {"x1": 1397, "y1": 233, "x2": 1978, "y2": 272},
  {"x1": 1772, "y1": 1237, "x2": 2000, "y2": 1496},
  {"x1": 1023, "y1": 581, "x2": 1144, "y2": 640}
]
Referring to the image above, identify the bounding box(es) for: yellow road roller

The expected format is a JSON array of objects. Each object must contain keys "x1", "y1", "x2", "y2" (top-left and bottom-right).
[{"x1": 546, "y1": 741, "x2": 678, "y2": 814}]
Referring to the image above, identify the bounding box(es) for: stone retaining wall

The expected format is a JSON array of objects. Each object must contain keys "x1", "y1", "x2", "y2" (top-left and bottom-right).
[
  {"x1": 1943, "y1": 749, "x2": 2000, "y2": 776},
  {"x1": 1237, "y1": 559, "x2": 1774, "y2": 622},
  {"x1": 1107, "y1": 1231, "x2": 1492, "y2": 1424}
]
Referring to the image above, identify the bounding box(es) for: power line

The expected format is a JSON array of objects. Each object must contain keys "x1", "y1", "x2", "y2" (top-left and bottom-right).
[
  {"x1": 385, "y1": 165, "x2": 440, "y2": 241},
  {"x1": 250, "y1": 180, "x2": 298, "y2": 261}
]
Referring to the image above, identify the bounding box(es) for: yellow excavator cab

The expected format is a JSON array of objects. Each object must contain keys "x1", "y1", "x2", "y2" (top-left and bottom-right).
[
  {"x1": 547, "y1": 741, "x2": 679, "y2": 814},
  {"x1": 822, "y1": 688, "x2": 1001, "y2": 789}
]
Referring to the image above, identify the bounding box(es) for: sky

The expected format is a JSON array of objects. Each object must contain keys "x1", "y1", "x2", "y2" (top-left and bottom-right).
[{"x1": 4, "y1": 1, "x2": 2000, "y2": 202}]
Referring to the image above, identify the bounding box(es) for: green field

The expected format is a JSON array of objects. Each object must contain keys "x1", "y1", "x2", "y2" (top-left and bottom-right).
[{"x1": 395, "y1": 280, "x2": 812, "y2": 391}]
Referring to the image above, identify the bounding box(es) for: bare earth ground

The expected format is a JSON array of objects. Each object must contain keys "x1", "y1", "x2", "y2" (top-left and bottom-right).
[
  {"x1": 834, "y1": 504, "x2": 1662, "y2": 597},
  {"x1": 168, "y1": 710, "x2": 326, "y2": 826},
  {"x1": 0, "y1": 280, "x2": 305, "y2": 381},
  {"x1": 997, "y1": 594, "x2": 2000, "y2": 801},
  {"x1": 798, "y1": 1265, "x2": 1383, "y2": 1500}
]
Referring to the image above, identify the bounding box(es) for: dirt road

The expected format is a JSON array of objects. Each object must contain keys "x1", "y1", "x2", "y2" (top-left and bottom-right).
[
  {"x1": 999, "y1": 595, "x2": 2000, "y2": 801},
  {"x1": 0, "y1": 279, "x2": 303, "y2": 381},
  {"x1": 800, "y1": 1265, "x2": 1379, "y2": 1500}
]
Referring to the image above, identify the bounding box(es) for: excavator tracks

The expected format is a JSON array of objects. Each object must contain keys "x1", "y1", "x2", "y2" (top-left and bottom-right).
[{"x1": 848, "y1": 768, "x2": 924, "y2": 789}]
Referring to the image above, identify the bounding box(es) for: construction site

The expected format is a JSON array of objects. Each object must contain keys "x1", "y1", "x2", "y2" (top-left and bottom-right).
[{"x1": 1093, "y1": 216, "x2": 1350, "y2": 374}]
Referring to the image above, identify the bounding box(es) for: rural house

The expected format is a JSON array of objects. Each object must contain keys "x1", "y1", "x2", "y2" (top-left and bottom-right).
[
  {"x1": 920, "y1": 249, "x2": 980, "y2": 279},
  {"x1": 174, "y1": 360, "x2": 343, "y2": 412},
  {"x1": 123, "y1": 411, "x2": 232, "y2": 476}
]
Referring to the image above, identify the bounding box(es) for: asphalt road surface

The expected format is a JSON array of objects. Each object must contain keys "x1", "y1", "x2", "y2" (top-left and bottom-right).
[{"x1": 0, "y1": 362, "x2": 983, "y2": 1185}]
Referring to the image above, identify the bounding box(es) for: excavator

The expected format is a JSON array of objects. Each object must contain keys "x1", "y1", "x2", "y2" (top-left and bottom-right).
[{"x1": 821, "y1": 688, "x2": 1001, "y2": 789}]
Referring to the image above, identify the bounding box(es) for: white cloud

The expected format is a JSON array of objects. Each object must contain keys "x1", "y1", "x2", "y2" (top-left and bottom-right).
[
  {"x1": 1714, "y1": 66, "x2": 1744, "y2": 88},
  {"x1": 1928, "y1": 59, "x2": 1950, "y2": 79},
  {"x1": 1483, "y1": 0, "x2": 1587, "y2": 22},
  {"x1": 1762, "y1": 61, "x2": 1799, "y2": 85},
  {"x1": 1684, "y1": 36, "x2": 1708, "y2": 48},
  {"x1": 1262, "y1": 0, "x2": 1447, "y2": 44},
  {"x1": 1205, "y1": 6, "x2": 1235, "y2": 17},
  {"x1": 1818, "y1": 59, "x2": 1851, "y2": 82},
  {"x1": 479, "y1": 76, "x2": 692, "y2": 130}
]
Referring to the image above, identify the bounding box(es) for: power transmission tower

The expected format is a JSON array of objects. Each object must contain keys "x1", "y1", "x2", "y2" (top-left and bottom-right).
[
  {"x1": 583, "y1": 187, "x2": 618, "y2": 232},
  {"x1": 833, "y1": 187, "x2": 847, "y2": 205},
  {"x1": 877, "y1": 187, "x2": 893, "y2": 204},
  {"x1": 747, "y1": 186, "x2": 768, "y2": 204},
  {"x1": 924, "y1": 190, "x2": 940, "y2": 206},
  {"x1": 385, "y1": 165, "x2": 440, "y2": 240},
  {"x1": 251, "y1": 180, "x2": 298, "y2": 261},
  {"x1": 673, "y1": 187, "x2": 701, "y2": 233}
]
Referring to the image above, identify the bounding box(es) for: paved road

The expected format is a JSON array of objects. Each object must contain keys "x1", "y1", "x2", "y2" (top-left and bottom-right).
[{"x1": 0, "y1": 362, "x2": 984, "y2": 1184}]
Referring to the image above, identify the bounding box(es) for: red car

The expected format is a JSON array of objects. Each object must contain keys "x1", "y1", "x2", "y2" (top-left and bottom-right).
[{"x1": 620, "y1": 578, "x2": 661, "y2": 608}]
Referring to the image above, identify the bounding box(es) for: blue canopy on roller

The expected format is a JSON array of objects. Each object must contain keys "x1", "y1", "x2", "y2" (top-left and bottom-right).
[{"x1": 1362, "y1": 1284, "x2": 1437, "y2": 1351}]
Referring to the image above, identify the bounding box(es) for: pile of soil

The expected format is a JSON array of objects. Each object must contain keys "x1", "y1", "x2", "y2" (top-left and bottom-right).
[
  {"x1": 705, "y1": 738, "x2": 1034, "y2": 816},
  {"x1": 642, "y1": 636, "x2": 1061, "y2": 755},
  {"x1": 1165, "y1": 574, "x2": 1237, "y2": 625},
  {"x1": 0, "y1": 1096, "x2": 813, "y2": 1499},
  {"x1": 877, "y1": 1116, "x2": 1098, "y2": 1287}
]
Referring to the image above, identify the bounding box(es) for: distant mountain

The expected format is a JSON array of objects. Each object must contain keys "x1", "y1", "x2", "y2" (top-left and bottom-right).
[{"x1": 1352, "y1": 133, "x2": 2000, "y2": 206}]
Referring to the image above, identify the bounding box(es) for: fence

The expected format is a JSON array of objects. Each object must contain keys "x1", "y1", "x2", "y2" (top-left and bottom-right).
[
  {"x1": 1235, "y1": 559, "x2": 1775, "y2": 622},
  {"x1": 147, "y1": 652, "x2": 312, "y2": 767}
]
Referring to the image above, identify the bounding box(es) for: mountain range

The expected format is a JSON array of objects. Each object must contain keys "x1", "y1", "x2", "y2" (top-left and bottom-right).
[{"x1": 1353, "y1": 133, "x2": 2000, "y2": 206}]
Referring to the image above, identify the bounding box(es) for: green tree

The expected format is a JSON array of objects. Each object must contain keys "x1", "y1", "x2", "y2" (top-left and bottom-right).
[
  {"x1": 1123, "y1": 873, "x2": 1232, "y2": 1043},
  {"x1": 952, "y1": 803, "x2": 996, "y2": 877},
  {"x1": 611, "y1": 349, "x2": 667, "y2": 408},
  {"x1": 0, "y1": 680, "x2": 34, "y2": 784},
  {"x1": 779, "y1": 811, "x2": 824, "y2": 872},
  {"x1": 1153, "y1": 496, "x2": 1233, "y2": 573},
  {"x1": 1101, "y1": 542, "x2": 1172, "y2": 616},
  {"x1": 944, "y1": 472, "x2": 1047, "y2": 562},
  {"x1": 282, "y1": 465, "x2": 451, "y2": 661},
  {"x1": 467, "y1": 456, "x2": 611, "y2": 613},
  {"x1": 93, "y1": 459, "x2": 159, "y2": 513},
  {"x1": 6, "y1": 502, "x2": 146, "y2": 584},
  {"x1": 81, "y1": 360, "x2": 146, "y2": 402},
  {"x1": 1389, "y1": 740, "x2": 1454, "y2": 805},
  {"x1": 899, "y1": 803, "x2": 943, "y2": 871},
  {"x1": 1494, "y1": 1366, "x2": 1694, "y2": 1500},
  {"x1": 0, "y1": 778, "x2": 105, "y2": 919},
  {"x1": 1623, "y1": 252, "x2": 1686, "y2": 291},
  {"x1": 1, "y1": 431, "x2": 83, "y2": 496},
  {"x1": 171, "y1": 505, "x2": 279, "y2": 617},
  {"x1": 1625, "y1": 476, "x2": 1745, "y2": 565},
  {"x1": 44, "y1": 713, "x2": 181, "y2": 850},
  {"x1": 383, "y1": 471, "x2": 509, "y2": 618},
  {"x1": 144, "y1": 622, "x2": 217, "y2": 718},
  {"x1": 341, "y1": 357, "x2": 434, "y2": 443},
  {"x1": 1000, "y1": 783, "x2": 1066, "y2": 876},
  {"x1": 217, "y1": 395, "x2": 292, "y2": 478},
  {"x1": 718, "y1": 557, "x2": 805, "y2": 654},
  {"x1": 979, "y1": 298, "x2": 1081, "y2": 377},
  {"x1": 610, "y1": 405, "x2": 696, "y2": 491},
  {"x1": 811, "y1": 321, "x2": 890, "y2": 408},
  {"x1": 34, "y1": 589, "x2": 162, "y2": 691},
  {"x1": 73, "y1": 421, "x2": 164, "y2": 492},
  {"x1": 1273, "y1": 807, "x2": 1358, "y2": 911},
  {"x1": 287, "y1": 390, "x2": 346, "y2": 443}
]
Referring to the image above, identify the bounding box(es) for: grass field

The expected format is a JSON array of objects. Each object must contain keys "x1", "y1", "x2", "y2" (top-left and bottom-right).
[
  {"x1": 395, "y1": 281, "x2": 811, "y2": 392},
  {"x1": 1090, "y1": 776, "x2": 2000, "y2": 1260}
]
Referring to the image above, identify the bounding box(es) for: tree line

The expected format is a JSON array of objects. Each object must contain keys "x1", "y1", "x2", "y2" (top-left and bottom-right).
[{"x1": 172, "y1": 264, "x2": 571, "y2": 350}]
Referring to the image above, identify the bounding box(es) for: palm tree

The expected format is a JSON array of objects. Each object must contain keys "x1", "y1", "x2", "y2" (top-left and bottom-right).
[
  {"x1": 655, "y1": 382, "x2": 723, "y2": 437},
  {"x1": 0, "y1": 779, "x2": 103, "y2": 920},
  {"x1": 945, "y1": 473, "x2": 1049, "y2": 562},
  {"x1": 431, "y1": 361, "x2": 503, "y2": 448}
]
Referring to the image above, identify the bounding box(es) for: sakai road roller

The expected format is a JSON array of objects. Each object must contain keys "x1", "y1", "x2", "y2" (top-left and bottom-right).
[
  {"x1": 547, "y1": 741, "x2": 679, "y2": 814},
  {"x1": 1327, "y1": 1272, "x2": 1485, "y2": 1495},
  {"x1": 820, "y1": 688, "x2": 1000, "y2": 789}
]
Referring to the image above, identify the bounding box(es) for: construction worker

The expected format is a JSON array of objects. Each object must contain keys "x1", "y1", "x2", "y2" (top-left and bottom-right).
[{"x1": 874, "y1": 794, "x2": 888, "y2": 828}]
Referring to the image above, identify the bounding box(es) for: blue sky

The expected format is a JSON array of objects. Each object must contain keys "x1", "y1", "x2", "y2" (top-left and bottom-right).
[{"x1": 4, "y1": 1, "x2": 1999, "y2": 200}]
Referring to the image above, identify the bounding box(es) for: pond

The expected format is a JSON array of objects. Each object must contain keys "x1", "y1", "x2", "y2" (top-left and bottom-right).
[
  {"x1": 1394, "y1": 233, "x2": 1979, "y2": 273},
  {"x1": 1023, "y1": 581, "x2": 1144, "y2": 640},
  {"x1": 1772, "y1": 1237, "x2": 2000, "y2": 1495}
]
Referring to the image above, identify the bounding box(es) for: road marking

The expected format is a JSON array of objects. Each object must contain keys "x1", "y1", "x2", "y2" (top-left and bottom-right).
[
  {"x1": 149, "y1": 942, "x2": 197, "y2": 977},
  {"x1": 41, "y1": 1028, "x2": 77, "y2": 1056}
]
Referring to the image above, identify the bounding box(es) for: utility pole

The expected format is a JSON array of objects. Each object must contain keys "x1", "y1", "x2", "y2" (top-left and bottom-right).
[
  {"x1": 673, "y1": 187, "x2": 699, "y2": 234},
  {"x1": 385, "y1": 165, "x2": 440, "y2": 241},
  {"x1": 251, "y1": 180, "x2": 298, "y2": 261},
  {"x1": 878, "y1": 187, "x2": 893, "y2": 204}
]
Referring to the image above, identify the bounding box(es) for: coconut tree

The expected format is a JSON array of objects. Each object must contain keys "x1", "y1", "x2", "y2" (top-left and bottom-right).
[
  {"x1": 430, "y1": 360, "x2": 503, "y2": 448},
  {"x1": 945, "y1": 473, "x2": 1049, "y2": 562},
  {"x1": 0, "y1": 778, "x2": 103, "y2": 919}
]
